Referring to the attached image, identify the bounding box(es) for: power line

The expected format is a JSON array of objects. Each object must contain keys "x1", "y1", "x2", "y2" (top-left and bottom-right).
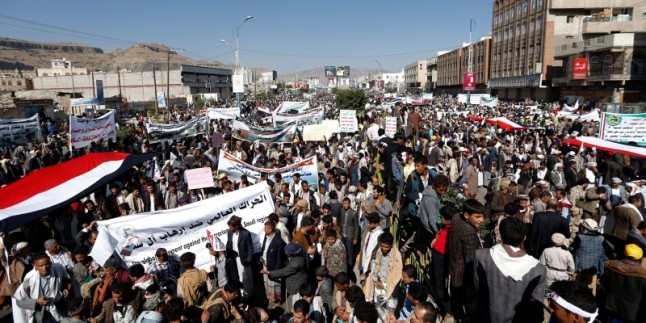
[
  {"x1": 239, "y1": 46, "x2": 462, "y2": 58},
  {"x1": 0, "y1": 22, "x2": 131, "y2": 46}
]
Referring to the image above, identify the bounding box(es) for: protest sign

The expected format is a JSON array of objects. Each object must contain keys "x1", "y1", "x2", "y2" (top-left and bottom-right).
[
  {"x1": 232, "y1": 119, "x2": 297, "y2": 143},
  {"x1": 274, "y1": 101, "x2": 311, "y2": 114},
  {"x1": 91, "y1": 183, "x2": 274, "y2": 270},
  {"x1": 600, "y1": 112, "x2": 646, "y2": 145},
  {"x1": 69, "y1": 110, "x2": 116, "y2": 149},
  {"x1": 207, "y1": 107, "x2": 240, "y2": 120},
  {"x1": 303, "y1": 120, "x2": 340, "y2": 142},
  {"x1": 185, "y1": 167, "x2": 215, "y2": 190},
  {"x1": 0, "y1": 114, "x2": 41, "y2": 146},
  {"x1": 339, "y1": 110, "x2": 358, "y2": 132},
  {"x1": 273, "y1": 108, "x2": 324, "y2": 127},
  {"x1": 146, "y1": 115, "x2": 208, "y2": 144},
  {"x1": 217, "y1": 150, "x2": 319, "y2": 190},
  {"x1": 385, "y1": 117, "x2": 398, "y2": 138}
]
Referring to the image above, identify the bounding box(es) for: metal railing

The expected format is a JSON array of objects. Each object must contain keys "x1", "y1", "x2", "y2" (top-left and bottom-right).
[{"x1": 583, "y1": 15, "x2": 633, "y2": 22}]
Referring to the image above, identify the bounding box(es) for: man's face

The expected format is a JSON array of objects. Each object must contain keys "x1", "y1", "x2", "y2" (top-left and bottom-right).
[
  {"x1": 85, "y1": 202, "x2": 94, "y2": 211},
  {"x1": 342, "y1": 200, "x2": 350, "y2": 210},
  {"x1": 321, "y1": 208, "x2": 330, "y2": 217},
  {"x1": 47, "y1": 241, "x2": 60, "y2": 255},
  {"x1": 146, "y1": 185, "x2": 154, "y2": 192},
  {"x1": 409, "y1": 307, "x2": 428, "y2": 323},
  {"x1": 264, "y1": 224, "x2": 273, "y2": 236},
  {"x1": 88, "y1": 231, "x2": 98, "y2": 245},
  {"x1": 223, "y1": 290, "x2": 240, "y2": 302},
  {"x1": 133, "y1": 189, "x2": 140, "y2": 197},
  {"x1": 34, "y1": 257, "x2": 52, "y2": 277},
  {"x1": 326, "y1": 236, "x2": 336, "y2": 246},
  {"x1": 519, "y1": 199, "x2": 529, "y2": 209},
  {"x1": 465, "y1": 212, "x2": 485, "y2": 228},
  {"x1": 302, "y1": 182, "x2": 309, "y2": 191},
  {"x1": 380, "y1": 242, "x2": 393, "y2": 256},
  {"x1": 112, "y1": 291, "x2": 125, "y2": 305},
  {"x1": 434, "y1": 185, "x2": 447, "y2": 196},
  {"x1": 334, "y1": 282, "x2": 349, "y2": 292},
  {"x1": 548, "y1": 299, "x2": 576, "y2": 323},
  {"x1": 402, "y1": 272, "x2": 414, "y2": 285},
  {"x1": 292, "y1": 310, "x2": 309, "y2": 323},
  {"x1": 367, "y1": 221, "x2": 378, "y2": 231},
  {"x1": 415, "y1": 162, "x2": 427, "y2": 175}
]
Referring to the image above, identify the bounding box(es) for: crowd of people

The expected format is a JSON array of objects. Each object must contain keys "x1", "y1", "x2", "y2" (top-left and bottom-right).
[{"x1": 0, "y1": 93, "x2": 645, "y2": 323}]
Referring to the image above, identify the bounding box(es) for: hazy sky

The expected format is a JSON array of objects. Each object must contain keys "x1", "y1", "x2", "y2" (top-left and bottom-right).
[{"x1": 2, "y1": 0, "x2": 493, "y2": 75}]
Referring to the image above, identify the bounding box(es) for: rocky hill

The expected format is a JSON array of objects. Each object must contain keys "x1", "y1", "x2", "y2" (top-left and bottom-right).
[{"x1": 0, "y1": 37, "x2": 224, "y2": 72}]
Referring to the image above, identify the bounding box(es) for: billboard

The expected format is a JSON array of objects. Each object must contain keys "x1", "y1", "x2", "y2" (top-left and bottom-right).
[
  {"x1": 572, "y1": 58, "x2": 588, "y2": 80},
  {"x1": 377, "y1": 80, "x2": 384, "y2": 89},
  {"x1": 463, "y1": 72, "x2": 476, "y2": 92},
  {"x1": 325, "y1": 66, "x2": 337, "y2": 77},
  {"x1": 336, "y1": 66, "x2": 350, "y2": 77}
]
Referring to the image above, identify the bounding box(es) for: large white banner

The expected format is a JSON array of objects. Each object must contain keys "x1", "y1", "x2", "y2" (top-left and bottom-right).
[
  {"x1": 0, "y1": 114, "x2": 41, "y2": 146},
  {"x1": 339, "y1": 109, "x2": 358, "y2": 132},
  {"x1": 146, "y1": 115, "x2": 209, "y2": 144},
  {"x1": 457, "y1": 93, "x2": 491, "y2": 104},
  {"x1": 275, "y1": 101, "x2": 311, "y2": 114},
  {"x1": 207, "y1": 107, "x2": 240, "y2": 120},
  {"x1": 601, "y1": 112, "x2": 646, "y2": 145},
  {"x1": 273, "y1": 108, "x2": 324, "y2": 127},
  {"x1": 69, "y1": 110, "x2": 116, "y2": 149},
  {"x1": 90, "y1": 183, "x2": 274, "y2": 270},
  {"x1": 217, "y1": 150, "x2": 319, "y2": 190},
  {"x1": 480, "y1": 97, "x2": 499, "y2": 108}
]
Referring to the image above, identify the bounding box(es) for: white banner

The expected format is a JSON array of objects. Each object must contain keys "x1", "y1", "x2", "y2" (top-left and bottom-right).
[
  {"x1": 232, "y1": 75, "x2": 244, "y2": 93},
  {"x1": 302, "y1": 120, "x2": 340, "y2": 142},
  {"x1": 601, "y1": 112, "x2": 646, "y2": 145},
  {"x1": 185, "y1": 167, "x2": 215, "y2": 190},
  {"x1": 274, "y1": 101, "x2": 311, "y2": 114},
  {"x1": 207, "y1": 107, "x2": 240, "y2": 120},
  {"x1": 339, "y1": 109, "x2": 358, "y2": 132},
  {"x1": 273, "y1": 108, "x2": 324, "y2": 127},
  {"x1": 561, "y1": 109, "x2": 600, "y2": 122},
  {"x1": 217, "y1": 150, "x2": 319, "y2": 190},
  {"x1": 146, "y1": 115, "x2": 209, "y2": 144},
  {"x1": 385, "y1": 117, "x2": 397, "y2": 138},
  {"x1": 157, "y1": 91, "x2": 167, "y2": 108},
  {"x1": 69, "y1": 110, "x2": 116, "y2": 149},
  {"x1": 457, "y1": 93, "x2": 491, "y2": 104},
  {"x1": 0, "y1": 114, "x2": 41, "y2": 146},
  {"x1": 480, "y1": 97, "x2": 499, "y2": 107},
  {"x1": 90, "y1": 183, "x2": 274, "y2": 270}
]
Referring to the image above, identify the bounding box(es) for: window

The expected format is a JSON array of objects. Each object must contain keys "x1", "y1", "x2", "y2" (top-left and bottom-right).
[
  {"x1": 538, "y1": 0, "x2": 544, "y2": 7},
  {"x1": 1, "y1": 81, "x2": 5, "y2": 86},
  {"x1": 523, "y1": 1, "x2": 528, "y2": 14},
  {"x1": 631, "y1": 51, "x2": 644, "y2": 74},
  {"x1": 532, "y1": 0, "x2": 536, "y2": 10},
  {"x1": 6, "y1": 81, "x2": 11, "y2": 86},
  {"x1": 17, "y1": 80, "x2": 22, "y2": 86},
  {"x1": 602, "y1": 54, "x2": 614, "y2": 75},
  {"x1": 517, "y1": 4, "x2": 522, "y2": 16},
  {"x1": 566, "y1": 15, "x2": 575, "y2": 23},
  {"x1": 566, "y1": 35, "x2": 574, "y2": 39},
  {"x1": 522, "y1": 24, "x2": 526, "y2": 34},
  {"x1": 537, "y1": 16, "x2": 543, "y2": 30},
  {"x1": 510, "y1": 8, "x2": 514, "y2": 19}
]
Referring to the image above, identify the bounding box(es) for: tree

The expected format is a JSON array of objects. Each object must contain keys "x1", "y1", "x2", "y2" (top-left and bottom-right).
[
  {"x1": 194, "y1": 98, "x2": 206, "y2": 109},
  {"x1": 334, "y1": 88, "x2": 367, "y2": 112}
]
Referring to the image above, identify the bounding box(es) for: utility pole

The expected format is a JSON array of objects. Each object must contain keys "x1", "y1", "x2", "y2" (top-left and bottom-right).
[
  {"x1": 166, "y1": 48, "x2": 184, "y2": 119},
  {"x1": 467, "y1": 19, "x2": 476, "y2": 105},
  {"x1": 117, "y1": 65, "x2": 122, "y2": 98},
  {"x1": 153, "y1": 66, "x2": 158, "y2": 115},
  {"x1": 234, "y1": 16, "x2": 254, "y2": 107}
]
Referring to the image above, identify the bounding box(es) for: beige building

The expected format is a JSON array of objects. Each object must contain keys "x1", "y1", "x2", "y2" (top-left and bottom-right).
[
  {"x1": 0, "y1": 69, "x2": 35, "y2": 92},
  {"x1": 404, "y1": 59, "x2": 429, "y2": 91},
  {"x1": 36, "y1": 59, "x2": 88, "y2": 77},
  {"x1": 550, "y1": 0, "x2": 646, "y2": 103}
]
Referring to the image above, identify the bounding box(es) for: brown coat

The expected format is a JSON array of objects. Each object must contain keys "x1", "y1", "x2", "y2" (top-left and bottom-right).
[
  {"x1": 365, "y1": 248, "x2": 403, "y2": 301},
  {"x1": 465, "y1": 164, "x2": 479, "y2": 196},
  {"x1": 407, "y1": 111, "x2": 420, "y2": 134},
  {"x1": 292, "y1": 229, "x2": 320, "y2": 252},
  {"x1": 612, "y1": 205, "x2": 642, "y2": 240}
]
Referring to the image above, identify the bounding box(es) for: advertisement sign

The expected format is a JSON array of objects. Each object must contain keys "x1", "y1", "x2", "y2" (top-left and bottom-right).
[
  {"x1": 96, "y1": 80, "x2": 104, "y2": 104},
  {"x1": 157, "y1": 91, "x2": 167, "y2": 108},
  {"x1": 463, "y1": 72, "x2": 477, "y2": 91},
  {"x1": 339, "y1": 109, "x2": 358, "y2": 133},
  {"x1": 0, "y1": 114, "x2": 41, "y2": 146},
  {"x1": 336, "y1": 66, "x2": 350, "y2": 77},
  {"x1": 185, "y1": 167, "x2": 215, "y2": 190},
  {"x1": 385, "y1": 117, "x2": 398, "y2": 138},
  {"x1": 232, "y1": 75, "x2": 244, "y2": 93},
  {"x1": 572, "y1": 58, "x2": 588, "y2": 80},
  {"x1": 600, "y1": 112, "x2": 646, "y2": 145},
  {"x1": 232, "y1": 119, "x2": 297, "y2": 143},
  {"x1": 217, "y1": 151, "x2": 319, "y2": 190},
  {"x1": 146, "y1": 115, "x2": 209, "y2": 143},
  {"x1": 69, "y1": 110, "x2": 116, "y2": 149},
  {"x1": 91, "y1": 183, "x2": 274, "y2": 271},
  {"x1": 325, "y1": 66, "x2": 337, "y2": 77}
]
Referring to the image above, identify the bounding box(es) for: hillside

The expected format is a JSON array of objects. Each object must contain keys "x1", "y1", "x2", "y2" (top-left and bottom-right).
[{"x1": 0, "y1": 37, "x2": 225, "y2": 72}]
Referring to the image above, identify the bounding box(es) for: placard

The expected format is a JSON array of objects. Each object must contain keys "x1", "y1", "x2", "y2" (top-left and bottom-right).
[
  {"x1": 385, "y1": 117, "x2": 398, "y2": 138},
  {"x1": 185, "y1": 167, "x2": 215, "y2": 190},
  {"x1": 339, "y1": 109, "x2": 358, "y2": 132}
]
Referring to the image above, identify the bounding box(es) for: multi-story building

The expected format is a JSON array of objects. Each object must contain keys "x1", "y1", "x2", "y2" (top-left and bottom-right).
[
  {"x1": 36, "y1": 59, "x2": 88, "y2": 77},
  {"x1": 31, "y1": 65, "x2": 232, "y2": 108},
  {"x1": 404, "y1": 60, "x2": 430, "y2": 91},
  {"x1": 490, "y1": 0, "x2": 552, "y2": 100},
  {"x1": 550, "y1": 0, "x2": 646, "y2": 103},
  {"x1": 437, "y1": 36, "x2": 492, "y2": 94},
  {"x1": 0, "y1": 69, "x2": 35, "y2": 92},
  {"x1": 381, "y1": 70, "x2": 405, "y2": 91}
]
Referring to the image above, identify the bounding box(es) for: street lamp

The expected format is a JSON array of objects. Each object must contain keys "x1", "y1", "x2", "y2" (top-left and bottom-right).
[{"x1": 234, "y1": 15, "x2": 254, "y2": 107}]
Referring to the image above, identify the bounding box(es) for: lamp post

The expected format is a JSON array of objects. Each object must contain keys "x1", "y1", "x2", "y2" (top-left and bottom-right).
[
  {"x1": 234, "y1": 15, "x2": 254, "y2": 107},
  {"x1": 467, "y1": 19, "x2": 476, "y2": 105}
]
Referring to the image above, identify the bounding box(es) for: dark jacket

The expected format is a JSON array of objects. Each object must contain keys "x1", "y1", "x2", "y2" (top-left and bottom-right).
[
  {"x1": 340, "y1": 207, "x2": 360, "y2": 242},
  {"x1": 269, "y1": 255, "x2": 307, "y2": 295},
  {"x1": 261, "y1": 234, "x2": 286, "y2": 273},
  {"x1": 530, "y1": 211, "x2": 570, "y2": 258}
]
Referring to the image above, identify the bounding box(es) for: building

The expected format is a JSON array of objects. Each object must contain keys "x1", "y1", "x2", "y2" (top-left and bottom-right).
[
  {"x1": 550, "y1": 0, "x2": 646, "y2": 103},
  {"x1": 260, "y1": 71, "x2": 278, "y2": 83},
  {"x1": 381, "y1": 70, "x2": 405, "y2": 91},
  {"x1": 31, "y1": 65, "x2": 232, "y2": 109},
  {"x1": 436, "y1": 36, "x2": 492, "y2": 95},
  {"x1": 404, "y1": 60, "x2": 430, "y2": 91},
  {"x1": 490, "y1": 0, "x2": 552, "y2": 100},
  {"x1": 427, "y1": 57, "x2": 437, "y2": 91},
  {"x1": 0, "y1": 69, "x2": 35, "y2": 93},
  {"x1": 36, "y1": 59, "x2": 88, "y2": 77}
]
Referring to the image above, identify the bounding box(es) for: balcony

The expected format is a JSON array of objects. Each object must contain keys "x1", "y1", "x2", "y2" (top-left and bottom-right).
[
  {"x1": 554, "y1": 33, "x2": 646, "y2": 58},
  {"x1": 550, "y1": 0, "x2": 612, "y2": 10},
  {"x1": 582, "y1": 15, "x2": 646, "y2": 34}
]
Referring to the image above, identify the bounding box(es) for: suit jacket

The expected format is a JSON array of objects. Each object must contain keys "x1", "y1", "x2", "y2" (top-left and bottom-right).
[
  {"x1": 564, "y1": 167, "x2": 578, "y2": 190},
  {"x1": 269, "y1": 255, "x2": 307, "y2": 295},
  {"x1": 612, "y1": 205, "x2": 642, "y2": 240},
  {"x1": 261, "y1": 234, "x2": 286, "y2": 272},
  {"x1": 530, "y1": 211, "x2": 570, "y2": 257},
  {"x1": 340, "y1": 207, "x2": 360, "y2": 242},
  {"x1": 317, "y1": 277, "x2": 334, "y2": 314},
  {"x1": 142, "y1": 191, "x2": 163, "y2": 212},
  {"x1": 226, "y1": 230, "x2": 254, "y2": 266},
  {"x1": 465, "y1": 164, "x2": 479, "y2": 196}
]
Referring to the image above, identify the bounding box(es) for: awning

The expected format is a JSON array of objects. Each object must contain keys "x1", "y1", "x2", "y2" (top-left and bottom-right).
[
  {"x1": 0, "y1": 152, "x2": 160, "y2": 231},
  {"x1": 467, "y1": 116, "x2": 526, "y2": 131},
  {"x1": 562, "y1": 136, "x2": 646, "y2": 159}
]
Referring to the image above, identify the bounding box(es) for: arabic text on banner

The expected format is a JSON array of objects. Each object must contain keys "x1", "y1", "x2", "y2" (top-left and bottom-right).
[
  {"x1": 207, "y1": 107, "x2": 240, "y2": 120},
  {"x1": 274, "y1": 101, "x2": 311, "y2": 114},
  {"x1": 302, "y1": 120, "x2": 340, "y2": 142},
  {"x1": 0, "y1": 114, "x2": 41, "y2": 146},
  {"x1": 69, "y1": 110, "x2": 116, "y2": 149},
  {"x1": 90, "y1": 182, "x2": 275, "y2": 271},
  {"x1": 339, "y1": 110, "x2": 358, "y2": 132},
  {"x1": 385, "y1": 117, "x2": 398, "y2": 138},
  {"x1": 273, "y1": 108, "x2": 324, "y2": 127},
  {"x1": 217, "y1": 150, "x2": 319, "y2": 190},
  {"x1": 146, "y1": 115, "x2": 209, "y2": 144},
  {"x1": 232, "y1": 119, "x2": 297, "y2": 143},
  {"x1": 601, "y1": 112, "x2": 646, "y2": 145}
]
